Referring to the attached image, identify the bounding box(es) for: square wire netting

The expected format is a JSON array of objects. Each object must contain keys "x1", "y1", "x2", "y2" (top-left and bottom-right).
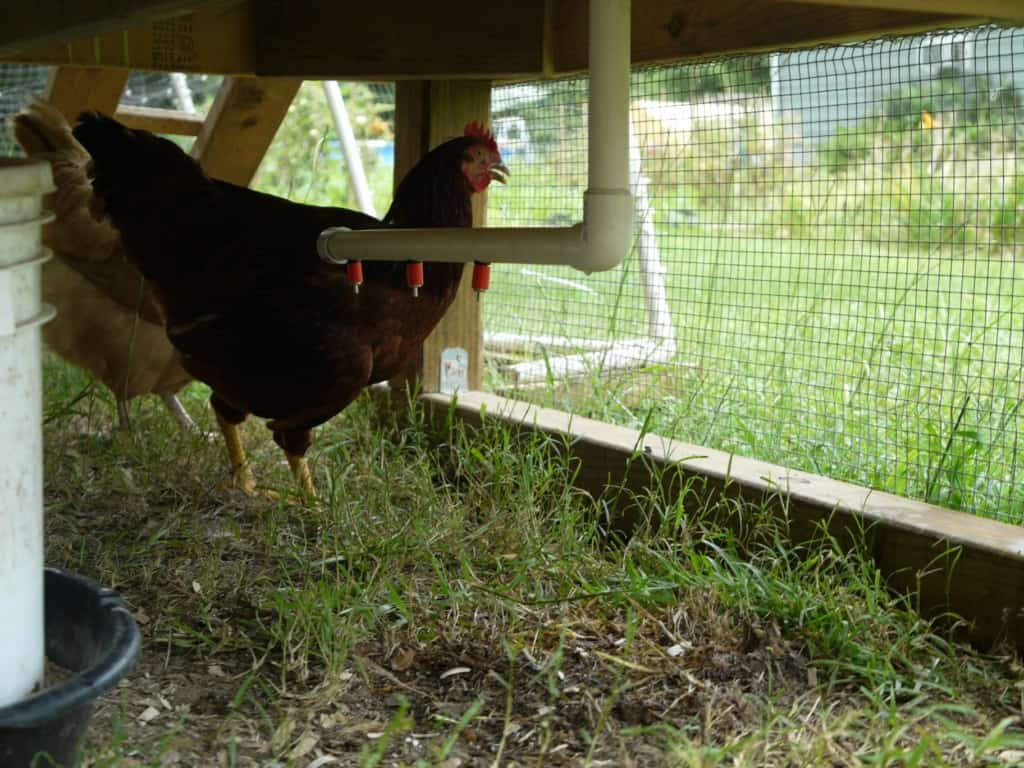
[
  {"x1": 0, "y1": 66, "x2": 225, "y2": 156},
  {"x1": 0, "y1": 64, "x2": 52, "y2": 155},
  {"x1": 486, "y1": 25, "x2": 1024, "y2": 522},
  {"x1": 119, "y1": 71, "x2": 225, "y2": 153},
  {"x1": 120, "y1": 71, "x2": 223, "y2": 116}
]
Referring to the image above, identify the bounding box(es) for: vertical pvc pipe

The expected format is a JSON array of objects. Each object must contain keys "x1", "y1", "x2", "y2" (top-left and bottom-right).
[
  {"x1": 580, "y1": 0, "x2": 634, "y2": 273},
  {"x1": 588, "y1": 0, "x2": 631, "y2": 192},
  {"x1": 628, "y1": 125, "x2": 675, "y2": 349},
  {"x1": 0, "y1": 158, "x2": 55, "y2": 706},
  {"x1": 169, "y1": 72, "x2": 197, "y2": 114},
  {"x1": 323, "y1": 81, "x2": 377, "y2": 217}
]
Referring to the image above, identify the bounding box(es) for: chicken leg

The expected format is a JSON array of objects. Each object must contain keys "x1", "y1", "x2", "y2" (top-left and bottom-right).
[
  {"x1": 286, "y1": 454, "x2": 316, "y2": 500},
  {"x1": 216, "y1": 410, "x2": 257, "y2": 494},
  {"x1": 212, "y1": 395, "x2": 313, "y2": 500},
  {"x1": 274, "y1": 427, "x2": 316, "y2": 502},
  {"x1": 211, "y1": 394, "x2": 258, "y2": 494}
]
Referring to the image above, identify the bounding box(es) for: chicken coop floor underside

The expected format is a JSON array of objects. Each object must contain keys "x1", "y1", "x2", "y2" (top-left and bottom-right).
[{"x1": 41, "y1": 356, "x2": 1024, "y2": 767}]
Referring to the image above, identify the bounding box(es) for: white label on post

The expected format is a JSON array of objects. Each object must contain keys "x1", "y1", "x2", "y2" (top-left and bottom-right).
[
  {"x1": 440, "y1": 347, "x2": 469, "y2": 394},
  {"x1": 0, "y1": 270, "x2": 14, "y2": 336}
]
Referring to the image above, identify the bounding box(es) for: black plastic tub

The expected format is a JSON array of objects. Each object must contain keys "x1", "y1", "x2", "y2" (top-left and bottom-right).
[{"x1": 0, "y1": 568, "x2": 141, "y2": 768}]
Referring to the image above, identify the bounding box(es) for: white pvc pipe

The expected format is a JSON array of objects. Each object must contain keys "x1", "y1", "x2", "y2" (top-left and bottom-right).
[
  {"x1": 582, "y1": 0, "x2": 633, "y2": 273},
  {"x1": 507, "y1": 338, "x2": 678, "y2": 385},
  {"x1": 490, "y1": 127, "x2": 676, "y2": 384},
  {"x1": 0, "y1": 158, "x2": 55, "y2": 706},
  {"x1": 485, "y1": 331, "x2": 619, "y2": 354},
  {"x1": 629, "y1": 125, "x2": 676, "y2": 347},
  {"x1": 318, "y1": 0, "x2": 633, "y2": 275},
  {"x1": 170, "y1": 72, "x2": 197, "y2": 114},
  {"x1": 323, "y1": 80, "x2": 377, "y2": 217}
]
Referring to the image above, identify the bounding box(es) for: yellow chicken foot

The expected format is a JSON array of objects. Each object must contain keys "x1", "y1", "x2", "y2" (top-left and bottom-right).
[
  {"x1": 216, "y1": 412, "x2": 257, "y2": 494},
  {"x1": 286, "y1": 453, "x2": 317, "y2": 502}
]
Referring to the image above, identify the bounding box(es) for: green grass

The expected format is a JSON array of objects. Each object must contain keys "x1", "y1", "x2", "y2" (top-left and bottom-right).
[{"x1": 39, "y1": 356, "x2": 1024, "y2": 766}]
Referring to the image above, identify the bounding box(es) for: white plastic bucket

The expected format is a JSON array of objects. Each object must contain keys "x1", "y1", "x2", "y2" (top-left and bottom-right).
[{"x1": 0, "y1": 158, "x2": 56, "y2": 706}]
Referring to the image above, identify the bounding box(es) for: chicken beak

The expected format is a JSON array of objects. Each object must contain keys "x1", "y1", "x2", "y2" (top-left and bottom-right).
[{"x1": 489, "y1": 161, "x2": 510, "y2": 185}]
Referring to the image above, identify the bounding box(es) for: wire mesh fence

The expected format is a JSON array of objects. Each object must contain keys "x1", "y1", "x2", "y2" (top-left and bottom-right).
[
  {"x1": 486, "y1": 25, "x2": 1024, "y2": 522},
  {"x1": 0, "y1": 65, "x2": 224, "y2": 154},
  {"x1": 0, "y1": 64, "x2": 51, "y2": 155},
  {"x1": 121, "y1": 71, "x2": 223, "y2": 115}
]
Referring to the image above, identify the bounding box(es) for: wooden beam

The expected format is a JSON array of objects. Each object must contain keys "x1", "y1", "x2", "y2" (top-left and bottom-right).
[
  {"x1": 4, "y1": 0, "x2": 990, "y2": 78},
  {"x1": 550, "y1": 0, "x2": 984, "y2": 70},
  {"x1": 251, "y1": 0, "x2": 546, "y2": 79},
  {"x1": 190, "y1": 76, "x2": 300, "y2": 187},
  {"x1": 422, "y1": 391, "x2": 1024, "y2": 651},
  {"x1": 114, "y1": 105, "x2": 205, "y2": 135},
  {"x1": 791, "y1": 0, "x2": 1022, "y2": 21},
  {"x1": 249, "y1": 0, "x2": 986, "y2": 78},
  {"x1": 45, "y1": 66, "x2": 129, "y2": 121},
  {"x1": 5, "y1": 4, "x2": 256, "y2": 75},
  {"x1": 7, "y1": 0, "x2": 540, "y2": 77},
  {"x1": 0, "y1": 0, "x2": 238, "y2": 57}
]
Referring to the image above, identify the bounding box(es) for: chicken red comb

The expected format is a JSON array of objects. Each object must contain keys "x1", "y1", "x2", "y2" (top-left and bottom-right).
[{"x1": 464, "y1": 121, "x2": 498, "y2": 153}]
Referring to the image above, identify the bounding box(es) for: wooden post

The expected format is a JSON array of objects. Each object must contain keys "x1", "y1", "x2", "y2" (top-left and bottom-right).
[
  {"x1": 191, "y1": 76, "x2": 301, "y2": 187},
  {"x1": 45, "y1": 66, "x2": 129, "y2": 119},
  {"x1": 390, "y1": 79, "x2": 490, "y2": 394},
  {"x1": 113, "y1": 105, "x2": 206, "y2": 136}
]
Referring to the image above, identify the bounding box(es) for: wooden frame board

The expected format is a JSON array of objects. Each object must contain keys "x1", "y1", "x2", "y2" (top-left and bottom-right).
[
  {"x1": 190, "y1": 76, "x2": 301, "y2": 186},
  {"x1": 114, "y1": 104, "x2": 205, "y2": 135},
  {"x1": 421, "y1": 390, "x2": 1024, "y2": 651},
  {"x1": 0, "y1": 0, "x2": 239, "y2": 57},
  {"x1": 45, "y1": 66, "x2": 129, "y2": 119}
]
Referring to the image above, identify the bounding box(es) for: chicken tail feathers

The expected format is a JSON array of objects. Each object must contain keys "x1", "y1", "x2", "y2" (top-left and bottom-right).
[
  {"x1": 10, "y1": 99, "x2": 123, "y2": 266},
  {"x1": 11, "y1": 97, "x2": 84, "y2": 158}
]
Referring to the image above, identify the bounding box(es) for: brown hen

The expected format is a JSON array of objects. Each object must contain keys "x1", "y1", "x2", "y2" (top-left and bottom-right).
[{"x1": 73, "y1": 113, "x2": 506, "y2": 497}]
